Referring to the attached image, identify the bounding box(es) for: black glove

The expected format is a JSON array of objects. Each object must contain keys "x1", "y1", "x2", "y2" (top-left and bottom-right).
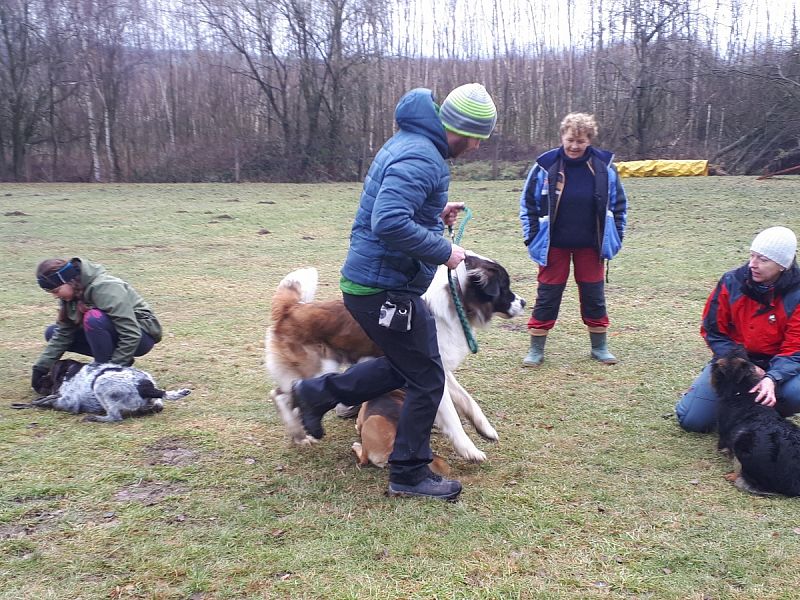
[{"x1": 31, "y1": 365, "x2": 49, "y2": 394}]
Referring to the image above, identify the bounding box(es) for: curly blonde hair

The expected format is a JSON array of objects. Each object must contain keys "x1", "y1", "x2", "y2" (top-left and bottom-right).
[{"x1": 559, "y1": 113, "x2": 598, "y2": 139}]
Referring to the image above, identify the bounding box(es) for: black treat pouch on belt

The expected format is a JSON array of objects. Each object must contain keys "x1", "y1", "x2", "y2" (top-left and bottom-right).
[{"x1": 378, "y1": 292, "x2": 413, "y2": 331}]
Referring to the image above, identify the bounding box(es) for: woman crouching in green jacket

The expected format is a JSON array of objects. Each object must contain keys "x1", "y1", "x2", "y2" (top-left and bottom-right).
[{"x1": 31, "y1": 257, "x2": 162, "y2": 393}]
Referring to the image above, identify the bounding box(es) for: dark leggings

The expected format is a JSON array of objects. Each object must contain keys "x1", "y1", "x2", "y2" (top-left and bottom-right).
[{"x1": 45, "y1": 308, "x2": 155, "y2": 364}]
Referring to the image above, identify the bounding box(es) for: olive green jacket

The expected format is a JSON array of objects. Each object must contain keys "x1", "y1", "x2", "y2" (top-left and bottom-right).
[{"x1": 35, "y1": 258, "x2": 162, "y2": 369}]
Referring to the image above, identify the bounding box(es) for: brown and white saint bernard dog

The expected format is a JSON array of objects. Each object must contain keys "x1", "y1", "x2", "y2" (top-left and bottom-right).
[{"x1": 265, "y1": 252, "x2": 526, "y2": 462}]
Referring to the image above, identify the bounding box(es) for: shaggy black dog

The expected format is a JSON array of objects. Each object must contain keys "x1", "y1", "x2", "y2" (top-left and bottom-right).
[{"x1": 711, "y1": 351, "x2": 800, "y2": 496}]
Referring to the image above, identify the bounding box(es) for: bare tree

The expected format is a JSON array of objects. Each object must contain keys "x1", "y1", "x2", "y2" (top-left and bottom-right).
[
  {"x1": 0, "y1": 0, "x2": 51, "y2": 179},
  {"x1": 1, "y1": 0, "x2": 798, "y2": 181}
]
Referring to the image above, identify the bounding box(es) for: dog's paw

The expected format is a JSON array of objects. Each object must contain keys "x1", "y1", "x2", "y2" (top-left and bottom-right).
[
  {"x1": 477, "y1": 423, "x2": 499, "y2": 442},
  {"x1": 733, "y1": 475, "x2": 777, "y2": 496},
  {"x1": 455, "y1": 446, "x2": 486, "y2": 463},
  {"x1": 351, "y1": 442, "x2": 365, "y2": 464},
  {"x1": 165, "y1": 388, "x2": 191, "y2": 401},
  {"x1": 446, "y1": 432, "x2": 488, "y2": 462},
  {"x1": 294, "y1": 434, "x2": 319, "y2": 447},
  {"x1": 467, "y1": 449, "x2": 487, "y2": 463},
  {"x1": 10, "y1": 402, "x2": 34, "y2": 409}
]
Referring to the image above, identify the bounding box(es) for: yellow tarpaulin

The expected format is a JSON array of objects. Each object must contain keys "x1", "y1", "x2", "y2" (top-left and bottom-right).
[{"x1": 615, "y1": 159, "x2": 709, "y2": 177}]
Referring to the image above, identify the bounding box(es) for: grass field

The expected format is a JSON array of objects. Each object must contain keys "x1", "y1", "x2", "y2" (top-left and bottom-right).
[{"x1": 1, "y1": 176, "x2": 800, "y2": 599}]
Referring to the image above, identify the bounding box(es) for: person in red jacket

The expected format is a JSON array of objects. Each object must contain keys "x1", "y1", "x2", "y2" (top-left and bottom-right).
[{"x1": 676, "y1": 226, "x2": 800, "y2": 432}]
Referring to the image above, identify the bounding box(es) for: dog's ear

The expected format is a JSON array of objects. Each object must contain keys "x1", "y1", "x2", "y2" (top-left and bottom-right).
[
  {"x1": 51, "y1": 360, "x2": 70, "y2": 388},
  {"x1": 34, "y1": 379, "x2": 52, "y2": 396},
  {"x1": 480, "y1": 273, "x2": 500, "y2": 299},
  {"x1": 468, "y1": 267, "x2": 500, "y2": 299},
  {"x1": 36, "y1": 362, "x2": 64, "y2": 395},
  {"x1": 712, "y1": 353, "x2": 759, "y2": 392},
  {"x1": 65, "y1": 361, "x2": 84, "y2": 379},
  {"x1": 711, "y1": 355, "x2": 740, "y2": 388},
  {"x1": 730, "y1": 347, "x2": 749, "y2": 361},
  {"x1": 710, "y1": 357, "x2": 727, "y2": 388},
  {"x1": 731, "y1": 357, "x2": 753, "y2": 384}
]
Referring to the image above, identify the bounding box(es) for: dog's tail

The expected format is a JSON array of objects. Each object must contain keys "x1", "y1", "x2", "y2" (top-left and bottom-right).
[{"x1": 271, "y1": 267, "x2": 318, "y2": 322}]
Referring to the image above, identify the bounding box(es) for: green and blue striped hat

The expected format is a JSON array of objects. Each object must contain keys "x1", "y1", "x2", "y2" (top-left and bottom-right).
[{"x1": 439, "y1": 83, "x2": 497, "y2": 140}]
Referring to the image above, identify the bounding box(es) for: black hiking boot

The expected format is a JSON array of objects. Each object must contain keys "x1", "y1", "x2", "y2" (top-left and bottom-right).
[
  {"x1": 387, "y1": 473, "x2": 462, "y2": 501},
  {"x1": 290, "y1": 380, "x2": 337, "y2": 440}
]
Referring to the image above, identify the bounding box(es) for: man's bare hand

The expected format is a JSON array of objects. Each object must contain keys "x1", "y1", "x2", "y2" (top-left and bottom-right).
[
  {"x1": 445, "y1": 244, "x2": 466, "y2": 269},
  {"x1": 441, "y1": 202, "x2": 465, "y2": 227}
]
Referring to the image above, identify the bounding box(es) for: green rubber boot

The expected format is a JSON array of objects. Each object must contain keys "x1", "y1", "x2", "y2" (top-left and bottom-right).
[
  {"x1": 522, "y1": 335, "x2": 547, "y2": 367},
  {"x1": 590, "y1": 331, "x2": 618, "y2": 365}
]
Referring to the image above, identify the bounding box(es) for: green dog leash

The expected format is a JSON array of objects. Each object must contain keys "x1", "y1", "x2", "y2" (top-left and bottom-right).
[{"x1": 447, "y1": 206, "x2": 479, "y2": 354}]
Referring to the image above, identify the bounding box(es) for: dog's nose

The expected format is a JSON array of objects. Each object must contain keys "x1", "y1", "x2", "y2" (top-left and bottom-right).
[{"x1": 520, "y1": 298, "x2": 527, "y2": 309}]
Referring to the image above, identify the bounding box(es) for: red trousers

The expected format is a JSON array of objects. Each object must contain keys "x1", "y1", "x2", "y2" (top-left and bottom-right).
[{"x1": 528, "y1": 247, "x2": 609, "y2": 331}]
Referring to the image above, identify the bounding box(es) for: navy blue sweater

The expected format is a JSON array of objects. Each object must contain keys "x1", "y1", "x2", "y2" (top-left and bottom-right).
[{"x1": 550, "y1": 148, "x2": 596, "y2": 248}]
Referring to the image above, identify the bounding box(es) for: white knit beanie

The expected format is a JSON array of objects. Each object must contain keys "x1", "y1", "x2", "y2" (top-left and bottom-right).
[{"x1": 750, "y1": 226, "x2": 797, "y2": 269}]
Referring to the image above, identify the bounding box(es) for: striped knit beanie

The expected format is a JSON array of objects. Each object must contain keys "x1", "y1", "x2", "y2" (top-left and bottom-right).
[
  {"x1": 439, "y1": 83, "x2": 497, "y2": 140},
  {"x1": 751, "y1": 226, "x2": 797, "y2": 269}
]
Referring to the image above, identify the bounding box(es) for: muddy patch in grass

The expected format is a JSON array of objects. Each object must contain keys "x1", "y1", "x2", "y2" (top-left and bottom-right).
[
  {"x1": 114, "y1": 481, "x2": 188, "y2": 505},
  {"x1": 144, "y1": 437, "x2": 200, "y2": 466},
  {"x1": 0, "y1": 508, "x2": 66, "y2": 540}
]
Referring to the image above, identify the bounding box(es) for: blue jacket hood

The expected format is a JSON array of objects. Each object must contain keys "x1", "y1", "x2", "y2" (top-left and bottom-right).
[
  {"x1": 340, "y1": 89, "x2": 452, "y2": 294},
  {"x1": 394, "y1": 88, "x2": 449, "y2": 158}
]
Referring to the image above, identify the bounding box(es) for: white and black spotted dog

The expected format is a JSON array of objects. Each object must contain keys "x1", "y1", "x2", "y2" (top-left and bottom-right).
[{"x1": 13, "y1": 359, "x2": 190, "y2": 423}]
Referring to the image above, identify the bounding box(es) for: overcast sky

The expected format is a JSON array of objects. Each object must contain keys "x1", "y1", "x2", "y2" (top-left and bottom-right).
[{"x1": 399, "y1": 0, "x2": 797, "y2": 55}]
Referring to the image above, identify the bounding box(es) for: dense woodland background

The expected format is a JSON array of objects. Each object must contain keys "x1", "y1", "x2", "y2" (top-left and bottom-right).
[{"x1": 1, "y1": 0, "x2": 799, "y2": 183}]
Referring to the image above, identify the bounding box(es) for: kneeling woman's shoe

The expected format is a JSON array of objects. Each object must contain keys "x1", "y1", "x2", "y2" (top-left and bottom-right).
[
  {"x1": 522, "y1": 334, "x2": 547, "y2": 367},
  {"x1": 388, "y1": 474, "x2": 462, "y2": 501}
]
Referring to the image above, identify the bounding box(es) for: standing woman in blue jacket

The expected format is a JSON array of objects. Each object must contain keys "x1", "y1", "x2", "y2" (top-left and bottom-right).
[
  {"x1": 289, "y1": 84, "x2": 497, "y2": 501},
  {"x1": 519, "y1": 113, "x2": 628, "y2": 366}
]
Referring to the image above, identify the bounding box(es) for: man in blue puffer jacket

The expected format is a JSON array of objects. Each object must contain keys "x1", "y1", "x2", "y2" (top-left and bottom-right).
[{"x1": 291, "y1": 83, "x2": 497, "y2": 500}]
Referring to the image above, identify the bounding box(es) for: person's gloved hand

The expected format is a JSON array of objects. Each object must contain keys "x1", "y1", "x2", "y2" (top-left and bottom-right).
[{"x1": 31, "y1": 365, "x2": 49, "y2": 394}]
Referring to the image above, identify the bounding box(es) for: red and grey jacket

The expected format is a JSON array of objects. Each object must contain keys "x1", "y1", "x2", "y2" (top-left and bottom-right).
[{"x1": 701, "y1": 263, "x2": 800, "y2": 383}]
